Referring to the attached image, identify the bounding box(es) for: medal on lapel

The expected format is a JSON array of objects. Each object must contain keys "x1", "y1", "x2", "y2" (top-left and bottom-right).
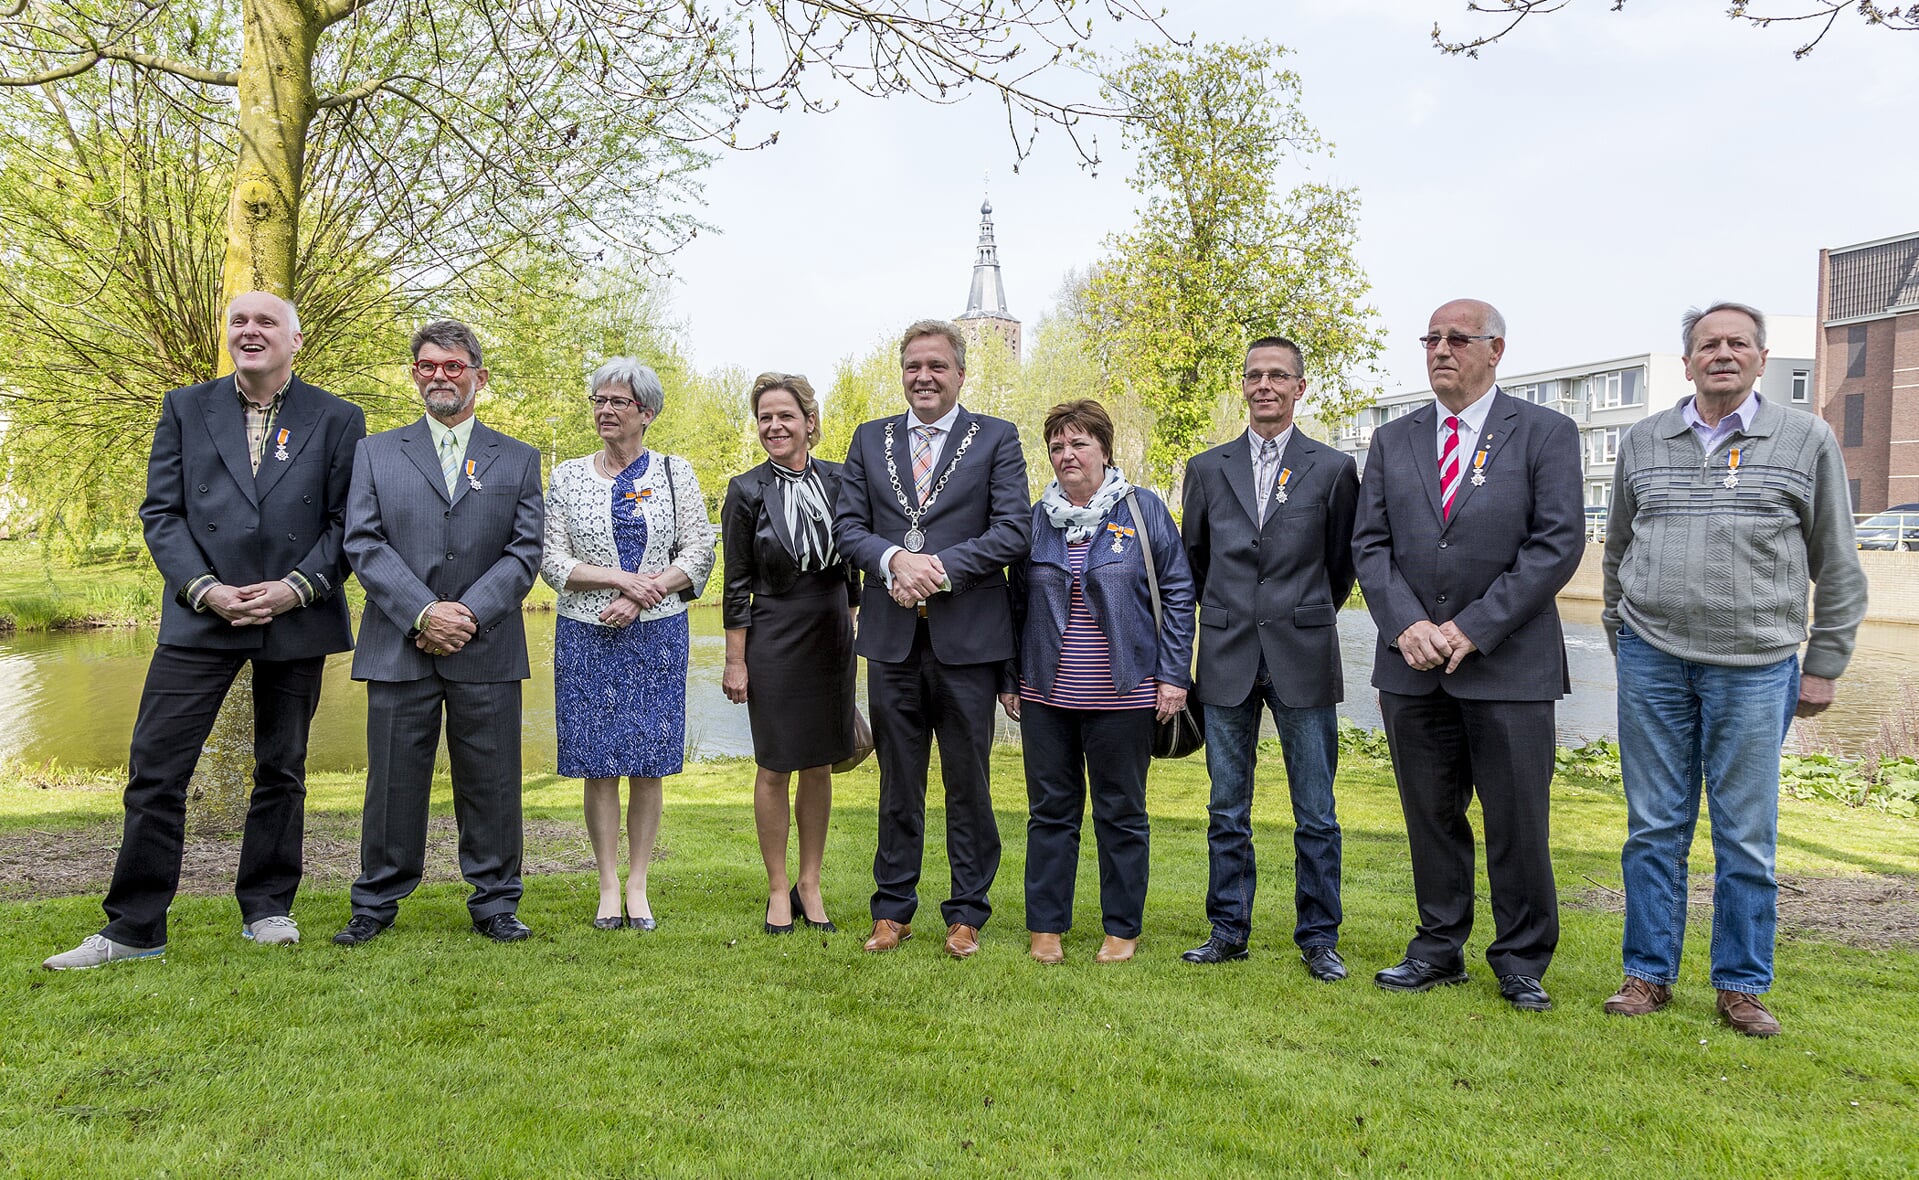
[
  {"x1": 1105, "y1": 522, "x2": 1136, "y2": 553},
  {"x1": 1273, "y1": 467, "x2": 1292, "y2": 505},
  {"x1": 1723, "y1": 446, "x2": 1741, "y2": 490},
  {"x1": 465, "y1": 459, "x2": 483, "y2": 492},
  {"x1": 273, "y1": 428, "x2": 290, "y2": 462},
  {"x1": 1470, "y1": 445, "x2": 1488, "y2": 487},
  {"x1": 624, "y1": 487, "x2": 653, "y2": 514}
]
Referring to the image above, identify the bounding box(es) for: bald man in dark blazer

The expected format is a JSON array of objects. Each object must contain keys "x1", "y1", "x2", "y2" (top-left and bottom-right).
[
  {"x1": 44, "y1": 292, "x2": 364, "y2": 970},
  {"x1": 1352, "y1": 299, "x2": 1584, "y2": 1013}
]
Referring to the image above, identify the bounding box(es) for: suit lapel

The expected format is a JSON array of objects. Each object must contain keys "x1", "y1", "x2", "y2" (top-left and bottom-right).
[
  {"x1": 1441, "y1": 392, "x2": 1517, "y2": 528},
  {"x1": 1403, "y1": 403, "x2": 1445, "y2": 525},
  {"x1": 1222, "y1": 436, "x2": 1260, "y2": 527},
  {"x1": 401, "y1": 418, "x2": 452, "y2": 504},
  {"x1": 1264, "y1": 433, "x2": 1320, "y2": 529},
  {"x1": 760, "y1": 462, "x2": 798, "y2": 556},
  {"x1": 201, "y1": 378, "x2": 260, "y2": 506},
  {"x1": 251, "y1": 378, "x2": 321, "y2": 501},
  {"x1": 453, "y1": 421, "x2": 501, "y2": 507}
]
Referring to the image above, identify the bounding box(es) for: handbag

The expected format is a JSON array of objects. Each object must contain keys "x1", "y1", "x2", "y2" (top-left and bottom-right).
[
  {"x1": 832, "y1": 706, "x2": 875, "y2": 774},
  {"x1": 1126, "y1": 491, "x2": 1204, "y2": 759}
]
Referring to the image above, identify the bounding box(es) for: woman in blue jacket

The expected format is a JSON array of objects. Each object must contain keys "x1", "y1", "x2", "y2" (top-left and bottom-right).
[{"x1": 1001, "y1": 399, "x2": 1195, "y2": 965}]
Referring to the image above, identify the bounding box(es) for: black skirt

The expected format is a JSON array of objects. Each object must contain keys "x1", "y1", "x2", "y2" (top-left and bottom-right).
[{"x1": 744, "y1": 570, "x2": 857, "y2": 772}]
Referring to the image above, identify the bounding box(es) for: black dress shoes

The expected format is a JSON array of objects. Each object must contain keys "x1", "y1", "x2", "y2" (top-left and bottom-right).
[
  {"x1": 1498, "y1": 974, "x2": 1553, "y2": 1012},
  {"x1": 1181, "y1": 936, "x2": 1250, "y2": 964},
  {"x1": 332, "y1": 915, "x2": 388, "y2": 947},
  {"x1": 1301, "y1": 945, "x2": 1348, "y2": 982},
  {"x1": 473, "y1": 913, "x2": 532, "y2": 943},
  {"x1": 792, "y1": 887, "x2": 837, "y2": 934},
  {"x1": 1373, "y1": 956, "x2": 1469, "y2": 992}
]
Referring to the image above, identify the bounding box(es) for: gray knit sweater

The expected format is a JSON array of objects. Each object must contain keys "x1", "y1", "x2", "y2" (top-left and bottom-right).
[{"x1": 1601, "y1": 396, "x2": 1866, "y2": 679}]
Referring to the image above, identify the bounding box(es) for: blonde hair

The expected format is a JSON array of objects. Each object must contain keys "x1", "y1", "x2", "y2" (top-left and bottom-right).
[{"x1": 750, "y1": 372, "x2": 822, "y2": 446}]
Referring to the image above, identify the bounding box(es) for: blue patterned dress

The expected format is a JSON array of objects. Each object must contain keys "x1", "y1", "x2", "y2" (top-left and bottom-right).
[{"x1": 554, "y1": 452, "x2": 692, "y2": 778}]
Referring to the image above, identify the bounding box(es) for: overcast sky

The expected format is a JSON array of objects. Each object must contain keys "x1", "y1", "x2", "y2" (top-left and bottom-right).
[{"x1": 660, "y1": 0, "x2": 1917, "y2": 410}]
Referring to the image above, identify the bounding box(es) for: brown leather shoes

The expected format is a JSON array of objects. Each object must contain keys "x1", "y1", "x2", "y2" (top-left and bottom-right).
[
  {"x1": 1604, "y1": 977, "x2": 1672, "y2": 1016},
  {"x1": 862, "y1": 919, "x2": 910, "y2": 953},
  {"x1": 944, "y1": 923, "x2": 981, "y2": 959},
  {"x1": 1716, "y1": 990, "x2": 1782, "y2": 1037},
  {"x1": 1028, "y1": 932, "x2": 1064, "y2": 965},
  {"x1": 1095, "y1": 935, "x2": 1137, "y2": 964}
]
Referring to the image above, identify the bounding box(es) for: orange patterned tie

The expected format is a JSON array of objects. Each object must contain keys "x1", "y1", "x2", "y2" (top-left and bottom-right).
[{"x1": 912, "y1": 425, "x2": 937, "y2": 505}]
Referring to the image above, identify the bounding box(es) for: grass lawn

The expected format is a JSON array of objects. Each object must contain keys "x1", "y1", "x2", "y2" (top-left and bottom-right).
[{"x1": 3, "y1": 746, "x2": 1916, "y2": 1177}]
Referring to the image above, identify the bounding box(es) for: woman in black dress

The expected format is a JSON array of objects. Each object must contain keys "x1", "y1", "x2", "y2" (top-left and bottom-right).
[{"x1": 721, "y1": 373, "x2": 860, "y2": 935}]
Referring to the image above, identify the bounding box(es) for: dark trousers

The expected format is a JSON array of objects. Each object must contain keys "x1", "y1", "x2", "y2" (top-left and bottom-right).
[
  {"x1": 868, "y1": 622, "x2": 1001, "y2": 929},
  {"x1": 1379, "y1": 688, "x2": 1559, "y2": 979},
  {"x1": 1021, "y1": 700, "x2": 1153, "y2": 938},
  {"x1": 350, "y1": 675, "x2": 524, "y2": 924},
  {"x1": 102, "y1": 645, "x2": 326, "y2": 948}
]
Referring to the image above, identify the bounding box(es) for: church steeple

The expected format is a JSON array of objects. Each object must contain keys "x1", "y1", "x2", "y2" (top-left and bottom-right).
[{"x1": 955, "y1": 184, "x2": 1021, "y2": 360}]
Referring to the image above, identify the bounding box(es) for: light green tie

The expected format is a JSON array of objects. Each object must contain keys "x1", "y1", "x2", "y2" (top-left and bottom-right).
[{"x1": 439, "y1": 431, "x2": 460, "y2": 496}]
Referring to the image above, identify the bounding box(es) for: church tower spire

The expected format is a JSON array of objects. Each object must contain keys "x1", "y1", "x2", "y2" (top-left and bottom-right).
[{"x1": 955, "y1": 183, "x2": 1021, "y2": 360}]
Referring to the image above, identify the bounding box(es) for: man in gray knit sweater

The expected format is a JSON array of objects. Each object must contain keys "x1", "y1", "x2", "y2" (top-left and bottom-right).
[{"x1": 1600, "y1": 301, "x2": 1866, "y2": 1037}]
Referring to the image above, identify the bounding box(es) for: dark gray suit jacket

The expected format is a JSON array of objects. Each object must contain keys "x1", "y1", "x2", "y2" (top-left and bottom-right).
[
  {"x1": 1183, "y1": 428, "x2": 1359, "y2": 709},
  {"x1": 344, "y1": 417, "x2": 544, "y2": 683},
  {"x1": 833, "y1": 407, "x2": 1030, "y2": 665},
  {"x1": 142, "y1": 375, "x2": 365, "y2": 660},
  {"x1": 1351, "y1": 390, "x2": 1584, "y2": 701}
]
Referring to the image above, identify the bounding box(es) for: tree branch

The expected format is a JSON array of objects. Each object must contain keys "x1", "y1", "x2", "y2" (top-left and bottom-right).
[{"x1": 0, "y1": 47, "x2": 237, "y2": 89}]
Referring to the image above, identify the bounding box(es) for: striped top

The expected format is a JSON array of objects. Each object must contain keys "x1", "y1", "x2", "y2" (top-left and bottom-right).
[{"x1": 1021, "y1": 541, "x2": 1156, "y2": 710}]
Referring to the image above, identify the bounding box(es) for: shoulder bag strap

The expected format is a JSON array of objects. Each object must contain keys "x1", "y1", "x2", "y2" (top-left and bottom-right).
[{"x1": 1128, "y1": 491, "x2": 1164, "y2": 635}]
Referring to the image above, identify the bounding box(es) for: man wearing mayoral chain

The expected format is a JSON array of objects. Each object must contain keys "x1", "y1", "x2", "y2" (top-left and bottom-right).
[
  {"x1": 834, "y1": 319, "x2": 1030, "y2": 959},
  {"x1": 45, "y1": 292, "x2": 365, "y2": 969}
]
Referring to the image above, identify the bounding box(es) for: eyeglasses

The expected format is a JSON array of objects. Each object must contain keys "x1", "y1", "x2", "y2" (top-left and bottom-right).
[
  {"x1": 588, "y1": 395, "x2": 637, "y2": 411},
  {"x1": 412, "y1": 358, "x2": 470, "y2": 378},
  {"x1": 1243, "y1": 369, "x2": 1301, "y2": 384},
  {"x1": 1418, "y1": 333, "x2": 1497, "y2": 350}
]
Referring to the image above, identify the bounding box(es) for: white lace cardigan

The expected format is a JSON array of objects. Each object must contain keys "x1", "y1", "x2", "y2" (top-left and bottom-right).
[{"x1": 539, "y1": 451, "x2": 717, "y2": 625}]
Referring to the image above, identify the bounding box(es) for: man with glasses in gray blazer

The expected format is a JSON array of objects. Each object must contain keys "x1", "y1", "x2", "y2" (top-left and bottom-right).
[{"x1": 334, "y1": 320, "x2": 545, "y2": 947}]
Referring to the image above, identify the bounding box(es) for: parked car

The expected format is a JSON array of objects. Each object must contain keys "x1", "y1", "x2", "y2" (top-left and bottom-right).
[{"x1": 1856, "y1": 503, "x2": 1919, "y2": 551}]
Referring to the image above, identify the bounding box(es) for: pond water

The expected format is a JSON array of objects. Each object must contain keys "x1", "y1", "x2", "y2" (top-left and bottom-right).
[{"x1": 1, "y1": 601, "x2": 1913, "y2": 773}]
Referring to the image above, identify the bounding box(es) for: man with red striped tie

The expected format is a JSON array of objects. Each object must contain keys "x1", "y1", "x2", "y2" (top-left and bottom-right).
[{"x1": 1351, "y1": 298, "x2": 1584, "y2": 1013}]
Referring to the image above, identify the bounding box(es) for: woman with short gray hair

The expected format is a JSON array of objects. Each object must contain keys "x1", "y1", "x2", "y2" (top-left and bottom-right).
[{"x1": 540, "y1": 356, "x2": 715, "y2": 932}]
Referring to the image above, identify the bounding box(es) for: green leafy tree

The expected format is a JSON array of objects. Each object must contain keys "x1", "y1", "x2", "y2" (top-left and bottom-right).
[{"x1": 1082, "y1": 40, "x2": 1384, "y2": 487}]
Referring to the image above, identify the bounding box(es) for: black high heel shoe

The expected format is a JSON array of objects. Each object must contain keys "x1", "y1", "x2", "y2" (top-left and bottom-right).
[
  {"x1": 792, "y1": 886, "x2": 838, "y2": 934},
  {"x1": 764, "y1": 895, "x2": 794, "y2": 936}
]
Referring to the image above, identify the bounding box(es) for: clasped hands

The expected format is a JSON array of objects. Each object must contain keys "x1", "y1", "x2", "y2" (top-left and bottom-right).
[
  {"x1": 205, "y1": 581, "x2": 300, "y2": 626},
  {"x1": 600, "y1": 570, "x2": 670, "y2": 627},
  {"x1": 1396, "y1": 619, "x2": 1477, "y2": 674},
  {"x1": 415, "y1": 601, "x2": 478, "y2": 656},
  {"x1": 888, "y1": 550, "x2": 947, "y2": 608}
]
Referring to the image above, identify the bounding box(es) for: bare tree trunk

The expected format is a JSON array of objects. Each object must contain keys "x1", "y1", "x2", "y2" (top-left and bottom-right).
[
  {"x1": 189, "y1": 0, "x2": 319, "y2": 833},
  {"x1": 186, "y1": 664, "x2": 256, "y2": 835}
]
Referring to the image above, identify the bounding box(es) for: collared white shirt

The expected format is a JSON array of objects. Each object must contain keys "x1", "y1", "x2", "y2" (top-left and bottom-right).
[
  {"x1": 879, "y1": 401, "x2": 965, "y2": 589},
  {"x1": 1434, "y1": 386, "x2": 1498, "y2": 465},
  {"x1": 1681, "y1": 389, "x2": 1760, "y2": 456}
]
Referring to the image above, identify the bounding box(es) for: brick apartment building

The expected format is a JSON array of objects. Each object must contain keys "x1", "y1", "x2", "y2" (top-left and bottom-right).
[{"x1": 1815, "y1": 230, "x2": 1919, "y2": 512}]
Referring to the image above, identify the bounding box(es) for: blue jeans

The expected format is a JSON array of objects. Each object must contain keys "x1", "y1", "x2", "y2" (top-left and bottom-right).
[
  {"x1": 1201, "y1": 677, "x2": 1341, "y2": 948},
  {"x1": 1616, "y1": 626, "x2": 1799, "y2": 995}
]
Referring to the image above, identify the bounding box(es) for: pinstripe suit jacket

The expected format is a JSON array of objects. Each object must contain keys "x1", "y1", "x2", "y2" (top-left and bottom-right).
[{"x1": 344, "y1": 416, "x2": 544, "y2": 683}]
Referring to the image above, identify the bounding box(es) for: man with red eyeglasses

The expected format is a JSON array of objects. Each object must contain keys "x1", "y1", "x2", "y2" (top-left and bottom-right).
[
  {"x1": 334, "y1": 320, "x2": 545, "y2": 947},
  {"x1": 44, "y1": 292, "x2": 365, "y2": 970}
]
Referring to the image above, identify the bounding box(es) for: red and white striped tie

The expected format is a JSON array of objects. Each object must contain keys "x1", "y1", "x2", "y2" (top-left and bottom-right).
[{"x1": 1439, "y1": 415, "x2": 1462, "y2": 520}]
